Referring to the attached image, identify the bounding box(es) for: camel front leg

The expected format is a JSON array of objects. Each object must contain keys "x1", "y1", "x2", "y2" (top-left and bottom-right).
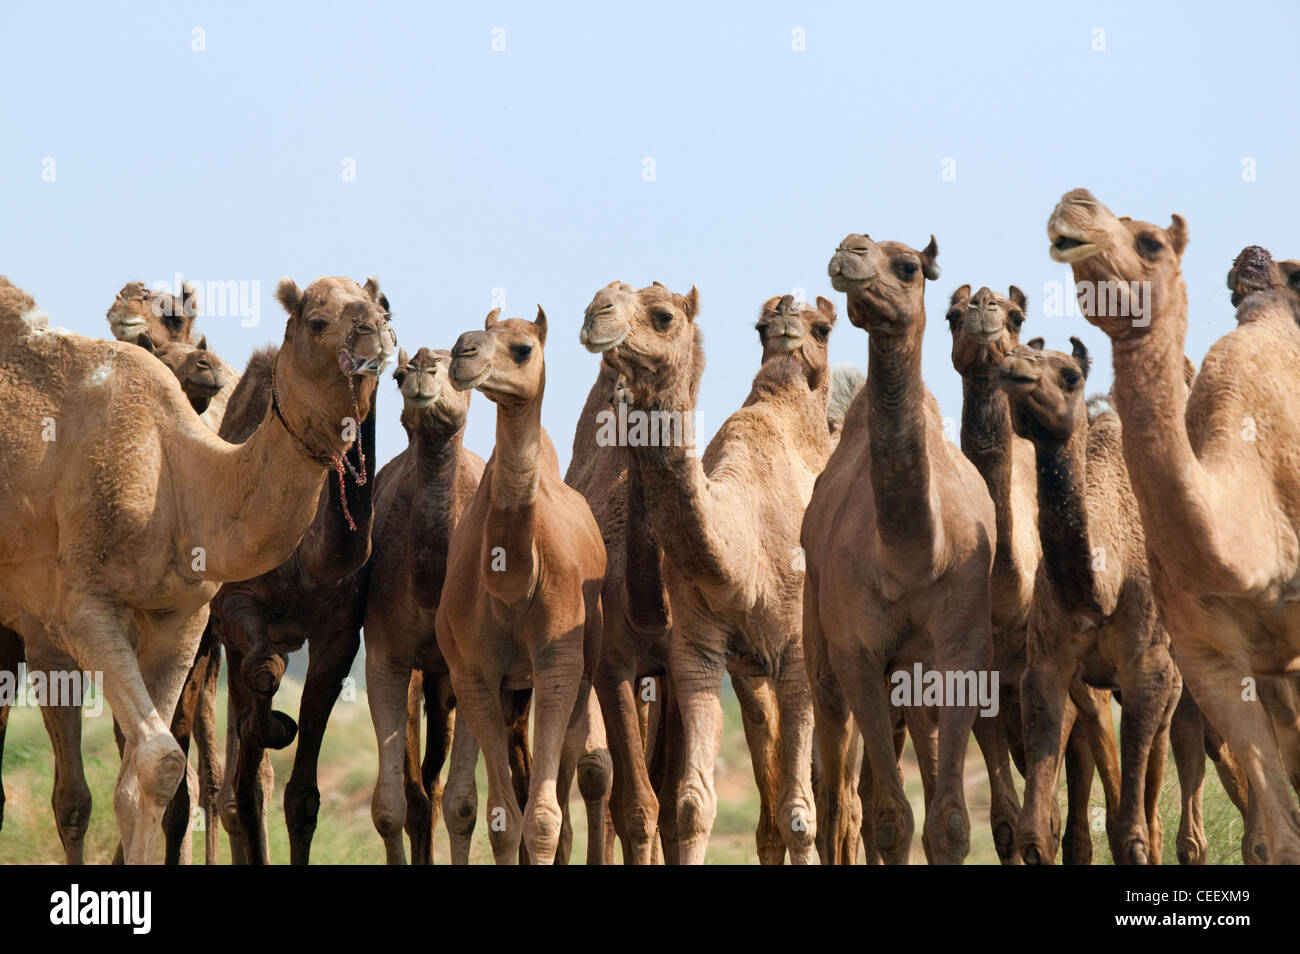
[
  {"x1": 668, "y1": 630, "x2": 726, "y2": 865},
  {"x1": 1070, "y1": 683, "x2": 1121, "y2": 850},
  {"x1": 1061, "y1": 703, "x2": 1096, "y2": 865},
  {"x1": 1112, "y1": 654, "x2": 1178, "y2": 865},
  {"x1": 30, "y1": 647, "x2": 92, "y2": 864},
  {"x1": 731, "y1": 671, "x2": 784, "y2": 864},
  {"x1": 365, "y1": 645, "x2": 414, "y2": 865},
  {"x1": 971, "y1": 711, "x2": 1022, "y2": 864},
  {"x1": 773, "y1": 645, "x2": 816, "y2": 864},
  {"x1": 1170, "y1": 686, "x2": 1209, "y2": 864},
  {"x1": 573, "y1": 688, "x2": 612, "y2": 865},
  {"x1": 448, "y1": 669, "x2": 519, "y2": 865},
  {"x1": 442, "y1": 705, "x2": 480, "y2": 864},
  {"x1": 523, "y1": 632, "x2": 585, "y2": 865},
  {"x1": 418, "y1": 671, "x2": 456, "y2": 865},
  {"x1": 285, "y1": 627, "x2": 360, "y2": 865},
  {"x1": 593, "y1": 631, "x2": 659, "y2": 864}
]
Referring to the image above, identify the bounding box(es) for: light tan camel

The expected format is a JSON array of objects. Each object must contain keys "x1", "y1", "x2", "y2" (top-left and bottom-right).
[
  {"x1": 802, "y1": 234, "x2": 1016, "y2": 865},
  {"x1": 1047, "y1": 188, "x2": 1300, "y2": 863},
  {"x1": 594, "y1": 290, "x2": 835, "y2": 864},
  {"x1": 0, "y1": 274, "x2": 392, "y2": 863},
  {"x1": 437, "y1": 308, "x2": 607, "y2": 864},
  {"x1": 997, "y1": 337, "x2": 1181, "y2": 865}
]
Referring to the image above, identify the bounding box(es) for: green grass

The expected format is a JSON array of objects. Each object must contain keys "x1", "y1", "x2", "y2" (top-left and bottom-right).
[{"x1": 0, "y1": 657, "x2": 1246, "y2": 864}]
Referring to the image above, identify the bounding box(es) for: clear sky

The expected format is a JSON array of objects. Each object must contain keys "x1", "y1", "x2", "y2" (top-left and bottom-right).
[{"x1": 3, "y1": 1, "x2": 1297, "y2": 472}]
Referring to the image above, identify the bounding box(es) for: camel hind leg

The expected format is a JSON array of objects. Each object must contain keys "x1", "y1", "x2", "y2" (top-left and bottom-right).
[
  {"x1": 1171, "y1": 685, "x2": 1209, "y2": 864},
  {"x1": 28, "y1": 643, "x2": 92, "y2": 865},
  {"x1": 731, "y1": 671, "x2": 785, "y2": 864},
  {"x1": 416, "y1": 671, "x2": 455, "y2": 865}
]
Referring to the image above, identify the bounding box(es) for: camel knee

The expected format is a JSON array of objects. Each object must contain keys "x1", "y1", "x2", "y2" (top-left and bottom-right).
[
  {"x1": 371, "y1": 786, "x2": 406, "y2": 841},
  {"x1": 676, "y1": 780, "x2": 716, "y2": 839},
  {"x1": 779, "y1": 793, "x2": 816, "y2": 853},
  {"x1": 284, "y1": 780, "x2": 321, "y2": 837},
  {"x1": 53, "y1": 779, "x2": 93, "y2": 840},
  {"x1": 135, "y1": 734, "x2": 188, "y2": 804},
  {"x1": 577, "y1": 748, "x2": 612, "y2": 803},
  {"x1": 524, "y1": 797, "x2": 564, "y2": 859},
  {"x1": 442, "y1": 786, "x2": 478, "y2": 838}
]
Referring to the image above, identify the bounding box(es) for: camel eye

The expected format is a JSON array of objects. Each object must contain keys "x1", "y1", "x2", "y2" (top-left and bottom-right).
[
  {"x1": 509, "y1": 343, "x2": 533, "y2": 363},
  {"x1": 307, "y1": 315, "x2": 329, "y2": 333},
  {"x1": 1139, "y1": 235, "x2": 1164, "y2": 255},
  {"x1": 896, "y1": 260, "x2": 918, "y2": 280},
  {"x1": 1061, "y1": 371, "x2": 1081, "y2": 389},
  {"x1": 813, "y1": 324, "x2": 830, "y2": 341},
  {"x1": 653, "y1": 310, "x2": 674, "y2": 331},
  {"x1": 945, "y1": 309, "x2": 961, "y2": 328},
  {"x1": 1010, "y1": 311, "x2": 1024, "y2": 327}
]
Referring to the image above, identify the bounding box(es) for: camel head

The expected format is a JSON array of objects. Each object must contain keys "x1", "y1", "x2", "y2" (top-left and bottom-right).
[
  {"x1": 947, "y1": 284, "x2": 1028, "y2": 378},
  {"x1": 997, "y1": 337, "x2": 1092, "y2": 444},
  {"x1": 827, "y1": 233, "x2": 940, "y2": 330},
  {"x1": 275, "y1": 276, "x2": 396, "y2": 425},
  {"x1": 136, "y1": 334, "x2": 224, "y2": 415},
  {"x1": 1047, "y1": 188, "x2": 1188, "y2": 341},
  {"x1": 392, "y1": 346, "x2": 470, "y2": 433},
  {"x1": 581, "y1": 281, "x2": 703, "y2": 407},
  {"x1": 755, "y1": 294, "x2": 835, "y2": 389},
  {"x1": 449, "y1": 307, "x2": 547, "y2": 407},
  {"x1": 1226, "y1": 246, "x2": 1300, "y2": 307},
  {"x1": 107, "y1": 280, "x2": 199, "y2": 345}
]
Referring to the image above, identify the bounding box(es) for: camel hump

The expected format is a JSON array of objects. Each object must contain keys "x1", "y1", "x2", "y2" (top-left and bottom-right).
[{"x1": 0, "y1": 276, "x2": 47, "y2": 337}]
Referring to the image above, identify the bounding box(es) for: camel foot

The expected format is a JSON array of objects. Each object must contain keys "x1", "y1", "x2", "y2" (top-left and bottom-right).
[
  {"x1": 238, "y1": 709, "x2": 298, "y2": 750},
  {"x1": 1123, "y1": 839, "x2": 1151, "y2": 866},
  {"x1": 1022, "y1": 843, "x2": 1043, "y2": 865},
  {"x1": 1177, "y1": 836, "x2": 1207, "y2": 866}
]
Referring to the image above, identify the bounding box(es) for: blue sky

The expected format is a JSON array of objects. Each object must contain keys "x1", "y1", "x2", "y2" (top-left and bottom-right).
[{"x1": 3, "y1": 1, "x2": 1297, "y2": 471}]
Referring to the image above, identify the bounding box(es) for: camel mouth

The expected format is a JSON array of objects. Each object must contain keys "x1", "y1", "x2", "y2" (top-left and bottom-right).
[
  {"x1": 450, "y1": 365, "x2": 492, "y2": 392},
  {"x1": 582, "y1": 324, "x2": 628, "y2": 354},
  {"x1": 403, "y1": 393, "x2": 438, "y2": 408},
  {"x1": 111, "y1": 317, "x2": 148, "y2": 338},
  {"x1": 1049, "y1": 235, "x2": 1104, "y2": 264},
  {"x1": 338, "y1": 348, "x2": 392, "y2": 377},
  {"x1": 188, "y1": 378, "x2": 223, "y2": 397},
  {"x1": 967, "y1": 327, "x2": 1003, "y2": 345},
  {"x1": 766, "y1": 331, "x2": 804, "y2": 352}
]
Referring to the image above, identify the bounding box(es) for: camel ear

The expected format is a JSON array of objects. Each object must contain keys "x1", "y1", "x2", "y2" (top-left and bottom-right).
[
  {"x1": 363, "y1": 276, "x2": 382, "y2": 301},
  {"x1": 1167, "y1": 214, "x2": 1189, "y2": 257},
  {"x1": 1026, "y1": 337, "x2": 1045, "y2": 351},
  {"x1": 392, "y1": 347, "x2": 410, "y2": 385},
  {"x1": 196, "y1": 335, "x2": 208, "y2": 351},
  {"x1": 180, "y1": 281, "x2": 200, "y2": 319},
  {"x1": 948, "y1": 284, "x2": 971, "y2": 306},
  {"x1": 1182, "y1": 355, "x2": 1197, "y2": 389},
  {"x1": 920, "y1": 236, "x2": 940, "y2": 281},
  {"x1": 652, "y1": 281, "x2": 666, "y2": 288},
  {"x1": 133, "y1": 332, "x2": 156, "y2": 353},
  {"x1": 276, "y1": 278, "x2": 302, "y2": 316},
  {"x1": 1008, "y1": 285, "x2": 1027, "y2": 310},
  {"x1": 680, "y1": 285, "x2": 700, "y2": 321},
  {"x1": 1279, "y1": 260, "x2": 1300, "y2": 294},
  {"x1": 606, "y1": 280, "x2": 621, "y2": 289},
  {"x1": 815, "y1": 296, "x2": 836, "y2": 322},
  {"x1": 534, "y1": 305, "x2": 548, "y2": 345},
  {"x1": 484, "y1": 308, "x2": 500, "y2": 330},
  {"x1": 1070, "y1": 336, "x2": 1091, "y2": 379}
]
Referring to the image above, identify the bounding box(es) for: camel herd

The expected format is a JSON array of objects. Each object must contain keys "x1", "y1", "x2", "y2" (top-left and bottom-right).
[{"x1": 1, "y1": 187, "x2": 1299, "y2": 866}]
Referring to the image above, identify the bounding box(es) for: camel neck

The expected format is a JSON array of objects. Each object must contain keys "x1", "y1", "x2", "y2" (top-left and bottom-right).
[
  {"x1": 490, "y1": 396, "x2": 543, "y2": 511},
  {"x1": 1032, "y1": 426, "x2": 1101, "y2": 618},
  {"x1": 866, "y1": 321, "x2": 936, "y2": 554},
  {"x1": 298, "y1": 404, "x2": 376, "y2": 583},
  {"x1": 408, "y1": 418, "x2": 468, "y2": 609},
  {"x1": 622, "y1": 449, "x2": 671, "y2": 632},
  {"x1": 961, "y1": 375, "x2": 1021, "y2": 584}
]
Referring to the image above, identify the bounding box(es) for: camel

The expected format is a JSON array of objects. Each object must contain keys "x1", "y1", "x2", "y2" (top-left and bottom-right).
[
  {"x1": 212, "y1": 309, "x2": 383, "y2": 865},
  {"x1": 572, "y1": 280, "x2": 705, "y2": 864},
  {"x1": 135, "y1": 336, "x2": 224, "y2": 418},
  {"x1": 1047, "y1": 188, "x2": 1300, "y2": 863},
  {"x1": 108, "y1": 281, "x2": 240, "y2": 429},
  {"x1": 802, "y1": 234, "x2": 1017, "y2": 866},
  {"x1": 437, "y1": 307, "x2": 606, "y2": 864},
  {"x1": 1227, "y1": 246, "x2": 1300, "y2": 308},
  {"x1": 592, "y1": 289, "x2": 835, "y2": 865},
  {"x1": 0, "y1": 274, "x2": 393, "y2": 864},
  {"x1": 996, "y1": 337, "x2": 1182, "y2": 864},
  {"x1": 946, "y1": 285, "x2": 1126, "y2": 864}
]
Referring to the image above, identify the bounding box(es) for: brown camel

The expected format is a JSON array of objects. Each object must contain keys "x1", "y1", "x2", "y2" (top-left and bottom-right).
[
  {"x1": 802, "y1": 234, "x2": 1016, "y2": 866},
  {"x1": 437, "y1": 307, "x2": 606, "y2": 864},
  {"x1": 213, "y1": 279, "x2": 392, "y2": 866},
  {"x1": 573, "y1": 280, "x2": 705, "y2": 864},
  {"x1": 593, "y1": 290, "x2": 834, "y2": 865},
  {"x1": 0, "y1": 274, "x2": 392, "y2": 863},
  {"x1": 997, "y1": 337, "x2": 1182, "y2": 865},
  {"x1": 134, "y1": 335, "x2": 225, "y2": 418},
  {"x1": 108, "y1": 281, "x2": 240, "y2": 429},
  {"x1": 1047, "y1": 188, "x2": 1300, "y2": 863},
  {"x1": 947, "y1": 285, "x2": 1124, "y2": 864}
]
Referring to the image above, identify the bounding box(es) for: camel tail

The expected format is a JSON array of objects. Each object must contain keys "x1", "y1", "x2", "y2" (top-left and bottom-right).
[
  {"x1": 828, "y1": 364, "x2": 866, "y2": 432},
  {"x1": 0, "y1": 276, "x2": 47, "y2": 338}
]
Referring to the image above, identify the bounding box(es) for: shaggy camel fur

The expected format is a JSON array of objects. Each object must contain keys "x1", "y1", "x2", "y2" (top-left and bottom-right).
[
  {"x1": 0, "y1": 274, "x2": 392, "y2": 863},
  {"x1": 997, "y1": 338, "x2": 1181, "y2": 865},
  {"x1": 1048, "y1": 188, "x2": 1300, "y2": 863},
  {"x1": 212, "y1": 296, "x2": 386, "y2": 865},
  {"x1": 595, "y1": 290, "x2": 835, "y2": 865},
  {"x1": 438, "y1": 308, "x2": 606, "y2": 864},
  {"x1": 574, "y1": 280, "x2": 705, "y2": 864},
  {"x1": 803, "y1": 234, "x2": 1017, "y2": 865},
  {"x1": 108, "y1": 281, "x2": 239, "y2": 429},
  {"x1": 947, "y1": 285, "x2": 1123, "y2": 865}
]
